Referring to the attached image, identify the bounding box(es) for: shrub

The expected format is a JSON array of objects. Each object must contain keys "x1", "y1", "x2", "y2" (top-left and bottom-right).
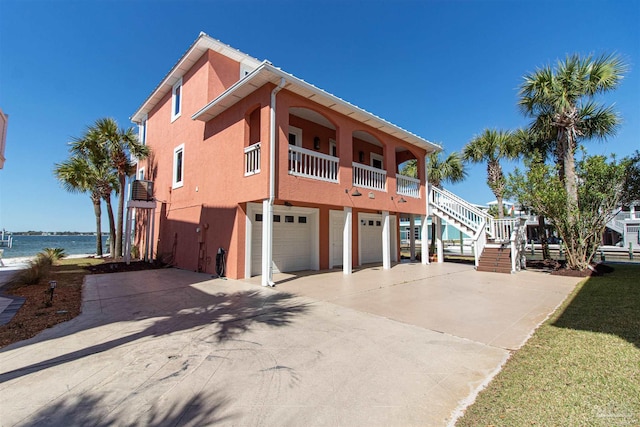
[
  {"x1": 40, "y1": 248, "x2": 67, "y2": 264},
  {"x1": 8, "y1": 255, "x2": 52, "y2": 287}
]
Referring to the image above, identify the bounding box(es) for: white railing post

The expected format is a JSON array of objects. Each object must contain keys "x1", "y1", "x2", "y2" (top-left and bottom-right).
[
  {"x1": 352, "y1": 162, "x2": 387, "y2": 191},
  {"x1": 396, "y1": 174, "x2": 421, "y2": 198},
  {"x1": 288, "y1": 145, "x2": 339, "y2": 183},
  {"x1": 244, "y1": 143, "x2": 261, "y2": 176}
]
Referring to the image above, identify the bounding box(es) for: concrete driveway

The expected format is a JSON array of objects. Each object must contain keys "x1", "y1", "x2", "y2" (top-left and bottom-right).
[{"x1": 0, "y1": 263, "x2": 580, "y2": 426}]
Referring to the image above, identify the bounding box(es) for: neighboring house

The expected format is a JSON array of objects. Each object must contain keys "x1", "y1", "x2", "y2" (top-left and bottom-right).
[
  {"x1": 399, "y1": 216, "x2": 470, "y2": 243},
  {"x1": 130, "y1": 33, "x2": 441, "y2": 284},
  {"x1": 0, "y1": 108, "x2": 7, "y2": 169}
]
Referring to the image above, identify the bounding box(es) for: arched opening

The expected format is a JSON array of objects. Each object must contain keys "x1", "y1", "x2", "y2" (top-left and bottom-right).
[{"x1": 351, "y1": 130, "x2": 386, "y2": 192}]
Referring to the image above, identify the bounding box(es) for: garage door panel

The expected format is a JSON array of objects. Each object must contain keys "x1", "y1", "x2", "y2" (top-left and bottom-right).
[
  {"x1": 251, "y1": 209, "x2": 315, "y2": 276},
  {"x1": 359, "y1": 214, "x2": 397, "y2": 265}
]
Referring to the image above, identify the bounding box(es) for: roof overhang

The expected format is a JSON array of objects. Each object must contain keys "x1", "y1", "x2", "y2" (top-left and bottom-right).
[
  {"x1": 192, "y1": 63, "x2": 441, "y2": 154},
  {"x1": 130, "y1": 32, "x2": 262, "y2": 123}
]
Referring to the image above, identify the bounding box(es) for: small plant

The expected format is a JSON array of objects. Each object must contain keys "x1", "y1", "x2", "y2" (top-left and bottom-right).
[
  {"x1": 8, "y1": 256, "x2": 52, "y2": 287},
  {"x1": 41, "y1": 248, "x2": 67, "y2": 263},
  {"x1": 131, "y1": 245, "x2": 140, "y2": 259}
]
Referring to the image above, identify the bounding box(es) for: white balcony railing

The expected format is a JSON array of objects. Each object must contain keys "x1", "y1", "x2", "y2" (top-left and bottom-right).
[
  {"x1": 353, "y1": 162, "x2": 386, "y2": 191},
  {"x1": 244, "y1": 143, "x2": 261, "y2": 176},
  {"x1": 396, "y1": 174, "x2": 420, "y2": 198},
  {"x1": 289, "y1": 145, "x2": 339, "y2": 183}
]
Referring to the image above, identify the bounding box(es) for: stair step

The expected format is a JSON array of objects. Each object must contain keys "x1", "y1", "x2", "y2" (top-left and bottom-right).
[{"x1": 476, "y1": 266, "x2": 512, "y2": 274}]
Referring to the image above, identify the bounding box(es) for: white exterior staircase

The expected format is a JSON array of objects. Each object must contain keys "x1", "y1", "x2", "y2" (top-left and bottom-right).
[{"x1": 428, "y1": 186, "x2": 527, "y2": 273}]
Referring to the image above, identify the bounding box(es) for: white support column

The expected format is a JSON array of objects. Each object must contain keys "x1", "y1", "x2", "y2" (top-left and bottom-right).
[
  {"x1": 343, "y1": 207, "x2": 352, "y2": 275},
  {"x1": 145, "y1": 211, "x2": 152, "y2": 262},
  {"x1": 420, "y1": 214, "x2": 429, "y2": 264},
  {"x1": 409, "y1": 214, "x2": 416, "y2": 261},
  {"x1": 436, "y1": 216, "x2": 444, "y2": 263},
  {"x1": 261, "y1": 199, "x2": 274, "y2": 287},
  {"x1": 124, "y1": 206, "x2": 133, "y2": 264},
  {"x1": 149, "y1": 207, "x2": 156, "y2": 263},
  {"x1": 631, "y1": 204, "x2": 636, "y2": 220},
  {"x1": 382, "y1": 210, "x2": 391, "y2": 270}
]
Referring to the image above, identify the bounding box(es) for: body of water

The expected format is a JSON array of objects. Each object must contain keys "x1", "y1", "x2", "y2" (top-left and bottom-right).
[{"x1": 0, "y1": 235, "x2": 110, "y2": 259}]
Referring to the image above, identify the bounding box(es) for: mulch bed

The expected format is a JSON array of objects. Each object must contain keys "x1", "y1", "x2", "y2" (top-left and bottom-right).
[
  {"x1": 84, "y1": 259, "x2": 166, "y2": 274},
  {"x1": 527, "y1": 259, "x2": 614, "y2": 277}
]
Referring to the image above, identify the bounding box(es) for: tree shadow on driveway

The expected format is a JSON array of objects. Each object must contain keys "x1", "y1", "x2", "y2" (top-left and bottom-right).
[
  {"x1": 0, "y1": 270, "x2": 310, "y2": 383},
  {"x1": 21, "y1": 389, "x2": 234, "y2": 427}
]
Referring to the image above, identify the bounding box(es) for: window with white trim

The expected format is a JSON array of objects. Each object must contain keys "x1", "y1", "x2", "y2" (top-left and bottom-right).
[
  {"x1": 173, "y1": 144, "x2": 184, "y2": 189},
  {"x1": 171, "y1": 78, "x2": 182, "y2": 121},
  {"x1": 137, "y1": 167, "x2": 145, "y2": 181},
  {"x1": 139, "y1": 115, "x2": 147, "y2": 145},
  {"x1": 371, "y1": 152, "x2": 384, "y2": 169}
]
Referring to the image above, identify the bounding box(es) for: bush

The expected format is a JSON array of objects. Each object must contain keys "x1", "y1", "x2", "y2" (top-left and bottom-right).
[{"x1": 6, "y1": 248, "x2": 65, "y2": 288}]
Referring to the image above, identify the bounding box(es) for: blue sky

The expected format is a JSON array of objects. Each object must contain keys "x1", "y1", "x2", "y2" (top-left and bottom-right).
[{"x1": 0, "y1": 0, "x2": 638, "y2": 232}]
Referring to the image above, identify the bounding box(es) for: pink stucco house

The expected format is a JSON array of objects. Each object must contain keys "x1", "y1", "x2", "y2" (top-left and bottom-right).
[{"x1": 129, "y1": 33, "x2": 442, "y2": 285}]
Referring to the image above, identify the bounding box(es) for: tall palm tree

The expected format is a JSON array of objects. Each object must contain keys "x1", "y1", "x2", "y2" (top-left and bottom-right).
[
  {"x1": 54, "y1": 156, "x2": 105, "y2": 256},
  {"x1": 70, "y1": 132, "x2": 118, "y2": 256},
  {"x1": 518, "y1": 54, "x2": 626, "y2": 218},
  {"x1": 87, "y1": 118, "x2": 149, "y2": 258},
  {"x1": 462, "y1": 129, "x2": 520, "y2": 219}
]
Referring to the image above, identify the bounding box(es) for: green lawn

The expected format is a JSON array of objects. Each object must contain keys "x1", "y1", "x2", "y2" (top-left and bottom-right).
[{"x1": 457, "y1": 264, "x2": 640, "y2": 427}]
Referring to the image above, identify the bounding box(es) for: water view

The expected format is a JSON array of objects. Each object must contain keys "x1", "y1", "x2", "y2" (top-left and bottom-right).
[{"x1": 0, "y1": 235, "x2": 109, "y2": 259}]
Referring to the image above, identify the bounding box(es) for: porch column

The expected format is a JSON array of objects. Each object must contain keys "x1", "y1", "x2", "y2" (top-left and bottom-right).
[
  {"x1": 382, "y1": 210, "x2": 391, "y2": 270},
  {"x1": 409, "y1": 214, "x2": 416, "y2": 261},
  {"x1": 343, "y1": 207, "x2": 353, "y2": 275},
  {"x1": 435, "y1": 216, "x2": 444, "y2": 263},
  {"x1": 631, "y1": 204, "x2": 636, "y2": 220},
  {"x1": 261, "y1": 199, "x2": 274, "y2": 287},
  {"x1": 124, "y1": 206, "x2": 133, "y2": 264},
  {"x1": 420, "y1": 214, "x2": 429, "y2": 264},
  {"x1": 149, "y1": 206, "x2": 156, "y2": 263}
]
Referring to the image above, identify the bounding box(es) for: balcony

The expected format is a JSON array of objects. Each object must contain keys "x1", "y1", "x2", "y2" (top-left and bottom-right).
[
  {"x1": 396, "y1": 174, "x2": 420, "y2": 198},
  {"x1": 352, "y1": 162, "x2": 386, "y2": 192},
  {"x1": 244, "y1": 143, "x2": 261, "y2": 176},
  {"x1": 289, "y1": 145, "x2": 339, "y2": 183}
]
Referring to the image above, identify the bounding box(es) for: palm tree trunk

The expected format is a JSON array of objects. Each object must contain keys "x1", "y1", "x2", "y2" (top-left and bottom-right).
[
  {"x1": 116, "y1": 174, "x2": 126, "y2": 258},
  {"x1": 563, "y1": 139, "x2": 578, "y2": 218},
  {"x1": 92, "y1": 197, "x2": 103, "y2": 257},
  {"x1": 496, "y1": 194, "x2": 504, "y2": 220},
  {"x1": 537, "y1": 214, "x2": 550, "y2": 260},
  {"x1": 104, "y1": 195, "x2": 117, "y2": 257}
]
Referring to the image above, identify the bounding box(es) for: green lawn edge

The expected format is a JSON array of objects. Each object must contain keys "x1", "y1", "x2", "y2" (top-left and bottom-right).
[{"x1": 456, "y1": 264, "x2": 640, "y2": 427}]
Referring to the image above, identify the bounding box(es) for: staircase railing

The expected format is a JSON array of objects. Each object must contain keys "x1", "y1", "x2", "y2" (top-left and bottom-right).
[
  {"x1": 472, "y1": 218, "x2": 487, "y2": 268},
  {"x1": 430, "y1": 186, "x2": 493, "y2": 237},
  {"x1": 510, "y1": 218, "x2": 528, "y2": 273}
]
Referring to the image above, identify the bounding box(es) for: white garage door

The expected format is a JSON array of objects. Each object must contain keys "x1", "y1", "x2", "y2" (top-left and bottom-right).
[
  {"x1": 359, "y1": 213, "x2": 397, "y2": 265},
  {"x1": 330, "y1": 210, "x2": 344, "y2": 268},
  {"x1": 251, "y1": 206, "x2": 317, "y2": 276}
]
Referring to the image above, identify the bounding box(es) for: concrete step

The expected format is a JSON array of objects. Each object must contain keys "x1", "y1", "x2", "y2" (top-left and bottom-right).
[{"x1": 476, "y1": 265, "x2": 512, "y2": 274}]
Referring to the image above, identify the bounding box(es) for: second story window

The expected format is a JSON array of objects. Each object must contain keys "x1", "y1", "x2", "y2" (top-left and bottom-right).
[
  {"x1": 173, "y1": 144, "x2": 184, "y2": 189},
  {"x1": 172, "y1": 78, "x2": 182, "y2": 121}
]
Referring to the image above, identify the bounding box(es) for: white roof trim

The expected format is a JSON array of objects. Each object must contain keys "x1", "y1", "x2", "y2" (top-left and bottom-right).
[
  {"x1": 130, "y1": 32, "x2": 262, "y2": 123},
  {"x1": 192, "y1": 63, "x2": 441, "y2": 153}
]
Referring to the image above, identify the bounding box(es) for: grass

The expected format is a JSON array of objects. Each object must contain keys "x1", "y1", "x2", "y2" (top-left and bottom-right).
[
  {"x1": 456, "y1": 264, "x2": 640, "y2": 426},
  {"x1": 0, "y1": 257, "x2": 104, "y2": 348}
]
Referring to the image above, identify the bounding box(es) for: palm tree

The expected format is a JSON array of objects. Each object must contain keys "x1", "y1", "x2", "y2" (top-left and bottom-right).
[
  {"x1": 86, "y1": 118, "x2": 149, "y2": 258},
  {"x1": 462, "y1": 129, "x2": 520, "y2": 219},
  {"x1": 70, "y1": 132, "x2": 119, "y2": 256},
  {"x1": 518, "y1": 54, "x2": 626, "y2": 218},
  {"x1": 54, "y1": 156, "x2": 105, "y2": 256}
]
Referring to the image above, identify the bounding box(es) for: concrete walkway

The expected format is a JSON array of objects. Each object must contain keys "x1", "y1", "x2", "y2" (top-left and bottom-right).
[{"x1": 0, "y1": 263, "x2": 580, "y2": 426}]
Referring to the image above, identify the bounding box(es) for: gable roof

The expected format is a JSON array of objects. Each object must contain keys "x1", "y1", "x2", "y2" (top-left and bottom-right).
[
  {"x1": 131, "y1": 33, "x2": 441, "y2": 154},
  {"x1": 130, "y1": 32, "x2": 262, "y2": 123}
]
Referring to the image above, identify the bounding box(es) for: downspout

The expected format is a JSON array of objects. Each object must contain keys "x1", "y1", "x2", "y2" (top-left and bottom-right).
[{"x1": 262, "y1": 77, "x2": 286, "y2": 287}]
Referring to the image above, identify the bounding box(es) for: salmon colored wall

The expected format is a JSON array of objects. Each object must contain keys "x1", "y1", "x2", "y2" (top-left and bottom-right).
[
  {"x1": 289, "y1": 115, "x2": 337, "y2": 155},
  {"x1": 137, "y1": 52, "x2": 427, "y2": 278},
  {"x1": 276, "y1": 91, "x2": 427, "y2": 216}
]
